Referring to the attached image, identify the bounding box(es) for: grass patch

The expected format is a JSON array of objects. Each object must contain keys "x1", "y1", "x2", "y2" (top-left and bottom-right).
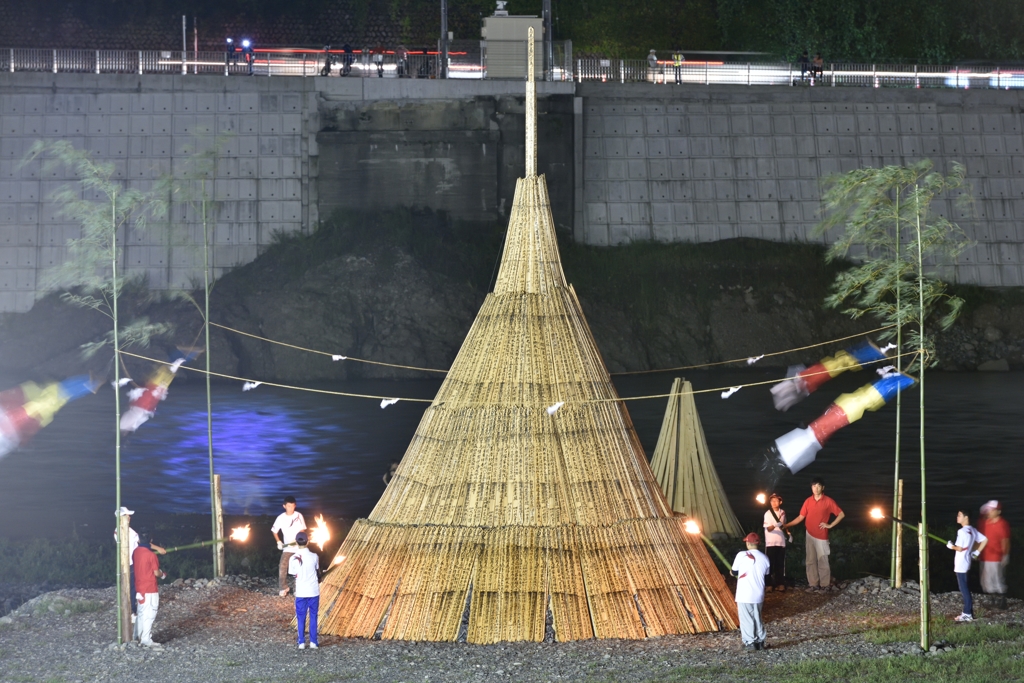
[{"x1": 864, "y1": 615, "x2": 1024, "y2": 646}]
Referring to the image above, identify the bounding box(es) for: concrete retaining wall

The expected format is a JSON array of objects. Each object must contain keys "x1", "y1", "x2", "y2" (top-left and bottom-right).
[
  {"x1": 0, "y1": 74, "x2": 1022, "y2": 313},
  {"x1": 577, "y1": 83, "x2": 1024, "y2": 287}
]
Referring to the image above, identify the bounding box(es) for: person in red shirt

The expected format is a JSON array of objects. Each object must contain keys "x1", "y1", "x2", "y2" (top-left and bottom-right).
[
  {"x1": 782, "y1": 477, "x2": 845, "y2": 591},
  {"x1": 978, "y1": 500, "x2": 1010, "y2": 609},
  {"x1": 132, "y1": 532, "x2": 166, "y2": 648}
]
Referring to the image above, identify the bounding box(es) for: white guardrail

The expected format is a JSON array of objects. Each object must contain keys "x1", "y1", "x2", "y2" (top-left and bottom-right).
[
  {"x1": 577, "y1": 58, "x2": 1024, "y2": 89},
  {"x1": 0, "y1": 43, "x2": 574, "y2": 81},
  {"x1": 1, "y1": 47, "x2": 1022, "y2": 88}
]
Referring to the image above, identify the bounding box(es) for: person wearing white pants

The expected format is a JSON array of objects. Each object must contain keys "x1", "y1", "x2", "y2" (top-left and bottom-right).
[
  {"x1": 132, "y1": 532, "x2": 166, "y2": 647},
  {"x1": 732, "y1": 532, "x2": 771, "y2": 651}
]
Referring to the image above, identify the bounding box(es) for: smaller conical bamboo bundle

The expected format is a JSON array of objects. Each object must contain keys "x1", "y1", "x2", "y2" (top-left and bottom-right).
[{"x1": 650, "y1": 378, "x2": 744, "y2": 538}]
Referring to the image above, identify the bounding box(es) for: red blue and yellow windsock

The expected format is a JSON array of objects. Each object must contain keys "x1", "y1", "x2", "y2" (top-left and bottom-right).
[
  {"x1": 0, "y1": 376, "x2": 100, "y2": 460},
  {"x1": 119, "y1": 349, "x2": 201, "y2": 433},
  {"x1": 774, "y1": 371, "x2": 916, "y2": 473},
  {"x1": 770, "y1": 340, "x2": 889, "y2": 411}
]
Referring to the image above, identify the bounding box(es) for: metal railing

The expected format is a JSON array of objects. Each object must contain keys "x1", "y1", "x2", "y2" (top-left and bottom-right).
[
  {"x1": 3, "y1": 47, "x2": 1023, "y2": 89},
  {"x1": 577, "y1": 58, "x2": 1024, "y2": 89}
]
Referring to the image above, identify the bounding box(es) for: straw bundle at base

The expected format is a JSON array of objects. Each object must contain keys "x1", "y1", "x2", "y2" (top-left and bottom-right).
[
  {"x1": 650, "y1": 378, "x2": 745, "y2": 538},
  {"x1": 318, "y1": 31, "x2": 737, "y2": 643}
]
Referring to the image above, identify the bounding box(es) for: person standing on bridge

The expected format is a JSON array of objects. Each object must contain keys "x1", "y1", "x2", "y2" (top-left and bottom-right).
[{"x1": 672, "y1": 50, "x2": 684, "y2": 84}]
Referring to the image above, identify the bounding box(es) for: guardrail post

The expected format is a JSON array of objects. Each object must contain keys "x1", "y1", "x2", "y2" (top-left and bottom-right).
[
  {"x1": 996, "y1": 66, "x2": 1000, "y2": 89},
  {"x1": 182, "y1": 50, "x2": 186, "y2": 75},
  {"x1": 138, "y1": 51, "x2": 143, "y2": 75},
  {"x1": 9, "y1": 49, "x2": 13, "y2": 73},
  {"x1": 955, "y1": 66, "x2": 959, "y2": 89},
  {"x1": 705, "y1": 60, "x2": 709, "y2": 85},
  {"x1": 915, "y1": 64, "x2": 920, "y2": 89},
  {"x1": 747, "y1": 62, "x2": 750, "y2": 86},
  {"x1": 576, "y1": 59, "x2": 581, "y2": 83},
  {"x1": 831, "y1": 63, "x2": 835, "y2": 86},
  {"x1": 619, "y1": 59, "x2": 624, "y2": 83},
  {"x1": 53, "y1": 49, "x2": 57, "y2": 74},
  {"x1": 95, "y1": 50, "x2": 100, "y2": 74},
  {"x1": 873, "y1": 64, "x2": 878, "y2": 88}
]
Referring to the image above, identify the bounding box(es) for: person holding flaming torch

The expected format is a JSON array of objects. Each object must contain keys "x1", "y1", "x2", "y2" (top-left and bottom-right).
[
  {"x1": 271, "y1": 496, "x2": 307, "y2": 597},
  {"x1": 761, "y1": 493, "x2": 791, "y2": 592},
  {"x1": 732, "y1": 532, "x2": 771, "y2": 651},
  {"x1": 132, "y1": 531, "x2": 166, "y2": 648}
]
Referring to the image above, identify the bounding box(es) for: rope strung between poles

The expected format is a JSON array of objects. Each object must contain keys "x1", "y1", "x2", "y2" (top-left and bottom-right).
[
  {"x1": 117, "y1": 350, "x2": 435, "y2": 403},
  {"x1": 208, "y1": 321, "x2": 449, "y2": 374},
  {"x1": 208, "y1": 320, "x2": 897, "y2": 378},
  {"x1": 611, "y1": 324, "x2": 897, "y2": 375},
  {"x1": 117, "y1": 348, "x2": 919, "y2": 410}
]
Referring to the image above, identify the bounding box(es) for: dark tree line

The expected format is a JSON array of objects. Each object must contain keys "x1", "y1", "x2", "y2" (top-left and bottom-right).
[{"x1": 4, "y1": 0, "x2": 1024, "y2": 62}]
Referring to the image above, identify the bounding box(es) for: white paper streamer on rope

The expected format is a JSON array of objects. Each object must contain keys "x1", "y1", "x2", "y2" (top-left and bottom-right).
[
  {"x1": 380, "y1": 398, "x2": 399, "y2": 409},
  {"x1": 876, "y1": 365, "x2": 899, "y2": 378},
  {"x1": 332, "y1": 355, "x2": 347, "y2": 362},
  {"x1": 720, "y1": 386, "x2": 742, "y2": 399},
  {"x1": 127, "y1": 387, "x2": 145, "y2": 401},
  {"x1": 546, "y1": 401, "x2": 565, "y2": 415},
  {"x1": 746, "y1": 354, "x2": 764, "y2": 365},
  {"x1": 112, "y1": 377, "x2": 132, "y2": 388},
  {"x1": 242, "y1": 382, "x2": 262, "y2": 391},
  {"x1": 169, "y1": 358, "x2": 186, "y2": 373},
  {"x1": 880, "y1": 343, "x2": 897, "y2": 353}
]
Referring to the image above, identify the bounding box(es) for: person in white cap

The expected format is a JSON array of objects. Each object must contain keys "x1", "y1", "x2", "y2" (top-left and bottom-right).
[
  {"x1": 288, "y1": 531, "x2": 321, "y2": 649},
  {"x1": 978, "y1": 500, "x2": 1010, "y2": 609},
  {"x1": 114, "y1": 508, "x2": 164, "y2": 620},
  {"x1": 732, "y1": 531, "x2": 771, "y2": 651}
]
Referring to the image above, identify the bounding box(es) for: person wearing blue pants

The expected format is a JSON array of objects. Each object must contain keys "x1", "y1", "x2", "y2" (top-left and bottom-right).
[
  {"x1": 947, "y1": 509, "x2": 987, "y2": 622},
  {"x1": 288, "y1": 531, "x2": 321, "y2": 648}
]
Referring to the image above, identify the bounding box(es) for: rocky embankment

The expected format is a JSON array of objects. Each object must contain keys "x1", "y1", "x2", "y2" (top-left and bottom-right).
[{"x1": 0, "y1": 237, "x2": 1020, "y2": 382}]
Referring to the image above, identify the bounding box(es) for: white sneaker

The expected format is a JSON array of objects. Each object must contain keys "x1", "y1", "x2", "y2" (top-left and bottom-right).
[
  {"x1": 954, "y1": 613, "x2": 974, "y2": 622},
  {"x1": 298, "y1": 643, "x2": 306, "y2": 649},
  {"x1": 140, "y1": 640, "x2": 162, "y2": 649},
  {"x1": 309, "y1": 643, "x2": 318, "y2": 649},
  {"x1": 279, "y1": 589, "x2": 289, "y2": 597}
]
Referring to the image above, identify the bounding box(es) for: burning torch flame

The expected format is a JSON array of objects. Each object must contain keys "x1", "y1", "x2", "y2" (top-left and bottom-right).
[
  {"x1": 310, "y1": 514, "x2": 330, "y2": 550},
  {"x1": 229, "y1": 525, "x2": 251, "y2": 542},
  {"x1": 683, "y1": 519, "x2": 701, "y2": 535},
  {"x1": 756, "y1": 493, "x2": 767, "y2": 505},
  {"x1": 333, "y1": 555, "x2": 346, "y2": 565},
  {"x1": 870, "y1": 507, "x2": 885, "y2": 520}
]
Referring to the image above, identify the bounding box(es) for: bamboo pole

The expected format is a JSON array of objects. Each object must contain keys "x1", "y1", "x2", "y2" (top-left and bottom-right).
[
  {"x1": 895, "y1": 479, "x2": 903, "y2": 588},
  {"x1": 916, "y1": 199, "x2": 930, "y2": 651},
  {"x1": 214, "y1": 474, "x2": 225, "y2": 577}
]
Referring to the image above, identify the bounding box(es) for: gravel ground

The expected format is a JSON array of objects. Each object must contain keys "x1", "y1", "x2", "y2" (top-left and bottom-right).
[{"x1": 0, "y1": 575, "x2": 1020, "y2": 683}]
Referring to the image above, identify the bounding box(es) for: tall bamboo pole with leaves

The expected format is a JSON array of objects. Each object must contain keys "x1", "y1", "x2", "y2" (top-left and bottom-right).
[
  {"x1": 815, "y1": 160, "x2": 970, "y2": 650},
  {"x1": 167, "y1": 143, "x2": 223, "y2": 576},
  {"x1": 23, "y1": 141, "x2": 173, "y2": 642}
]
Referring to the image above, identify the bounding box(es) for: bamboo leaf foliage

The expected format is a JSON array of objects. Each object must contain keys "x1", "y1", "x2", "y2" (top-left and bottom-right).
[
  {"x1": 814, "y1": 160, "x2": 971, "y2": 371},
  {"x1": 22, "y1": 140, "x2": 173, "y2": 356}
]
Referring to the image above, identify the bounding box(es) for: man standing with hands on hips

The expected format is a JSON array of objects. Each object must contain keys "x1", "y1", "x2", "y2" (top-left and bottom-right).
[
  {"x1": 271, "y1": 495, "x2": 307, "y2": 597},
  {"x1": 783, "y1": 477, "x2": 845, "y2": 592}
]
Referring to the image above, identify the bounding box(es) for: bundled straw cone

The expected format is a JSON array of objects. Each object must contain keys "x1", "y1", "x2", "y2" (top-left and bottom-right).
[
  {"x1": 317, "y1": 173, "x2": 738, "y2": 643},
  {"x1": 318, "y1": 28, "x2": 736, "y2": 643},
  {"x1": 650, "y1": 378, "x2": 744, "y2": 538}
]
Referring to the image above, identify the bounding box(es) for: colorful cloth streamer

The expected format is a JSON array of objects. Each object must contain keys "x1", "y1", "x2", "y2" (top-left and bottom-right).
[
  {"x1": 0, "y1": 375, "x2": 100, "y2": 460},
  {"x1": 770, "y1": 340, "x2": 888, "y2": 411},
  {"x1": 773, "y1": 372, "x2": 916, "y2": 473},
  {"x1": 120, "y1": 349, "x2": 201, "y2": 433}
]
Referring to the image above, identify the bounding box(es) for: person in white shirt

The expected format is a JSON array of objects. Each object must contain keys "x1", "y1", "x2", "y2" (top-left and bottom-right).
[
  {"x1": 271, "y1": 496, "x2": 307, "y2": 597},
  {"x1": 947, "y1": 509, "x2": 988, "y2": 622},
  {"x1": 731, "y1": 531, "x2": 771, "y2": 650},
  {"x1": 288, "y1": 531, "x2": 321, "y2": 649},
  {"x1": 763, "y1": 493, "x2": 792, "y2": 592}
]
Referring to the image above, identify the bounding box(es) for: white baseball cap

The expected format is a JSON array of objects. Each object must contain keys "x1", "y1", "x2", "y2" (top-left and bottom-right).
[
  {"x1": 980, "y1": 500, "x2": 1001, "y2": 514},
  {"x1": 117, "y1": 507, "x2": 135, "y2": 516}
]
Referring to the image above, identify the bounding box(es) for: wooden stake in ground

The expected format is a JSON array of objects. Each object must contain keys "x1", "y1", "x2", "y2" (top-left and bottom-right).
[
  {"x1": 895, "y1": 478, "x2": 903, "y2": 588},
  {"x1": 317, "y1": 29, "x2": 737, "y2": 644},
  {"x1": 649, "y1": 378, "x2": 744, "y2": 538},
  {"x1": 214, "y1": 474, "x2": 225, "y2": 578},
  {"x1": 117, "y1": 512, "x2": 132, "y2": 643}
]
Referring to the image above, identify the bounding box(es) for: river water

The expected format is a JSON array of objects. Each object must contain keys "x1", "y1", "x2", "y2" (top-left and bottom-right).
[{"x1": 0, "y1": 369, "x2": 1019, "y2": 540}]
